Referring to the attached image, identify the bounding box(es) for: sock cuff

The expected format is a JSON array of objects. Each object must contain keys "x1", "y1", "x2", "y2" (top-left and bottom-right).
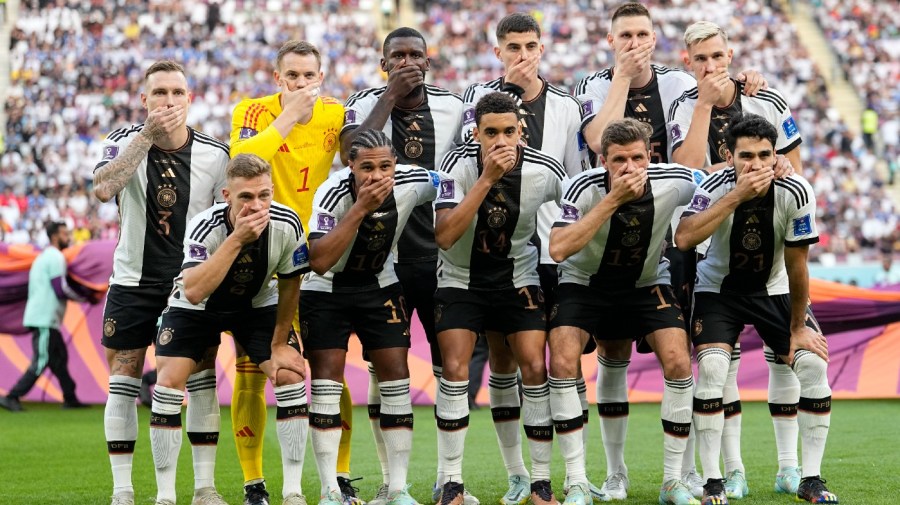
[
  {"x1": 698, "y1": 347, "x2": 731, "y2": 361},
  {"x1": 109, "y1": 375, "x2": 142, "y2": 398},
  {"x1": 575, "y1": 376, "x2": 586, "y2": 393},
  {"x1": 379, "y1": 379, "x2": 411, "y2": 406},
  {"x1": 548, "y1": 376, "x2": 578, "y2": 392},
  {"x1": 152, "y1": 386, "x2": 185, "y2": 415},
  {"x1": 187, "y1": 369, "x2": 217, "y2": 393},
  {"x1": 597, "y1": 355, "x2": 630, "y2": 368},
  {"x1": 489, "y1": 371, "x2": 519, "y2": 387},
  {"x1": 438, "y1": 378, "x2": 469, "y2": 399},
  {"x1": 664, "y1": 376, "x2": 694, "y2": 392},
  {"x1": 432, "y1": 365, "x2": 443, "y2": 379},
  {"x1": 274, "y1": 382, "x2": 308, "y2": 406},
  {"x1": 311, "y1": 379, "x2": 343, "y2": 402},
  {"x1": 522, "y1": 381, "x2": 550, "y2": 400}
]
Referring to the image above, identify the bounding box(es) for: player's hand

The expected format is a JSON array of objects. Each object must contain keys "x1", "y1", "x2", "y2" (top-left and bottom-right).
[
  {"x1": 232, "y1": 203, "x2": 270, "y2": 245},
  {"x1": 697, "y1": 68, "x2": 730, "y2": 106},
  {"x1": 266, "y1": 343, "x2": 307, "y2": 383},
  {"x1": 385, "y1": 59, "x2": 425, "y2": 101},
  {"x1": 615, "y1": 38, "x2": 654, "y2": 81},
  {"x1": 281, "y1": 80, "x2": 320, "y2": 125},
  {"x1": 355, "y1": 176, "x2": 395, "y2": 213},
  {"x1": 141, "y1": 105, "x2": 185, "y2": 142},
  {"x1": 735, "y1": 69, "x2": 768, "y2": 96},
  {"x1": 481, "y1": 144, "x2": 518, "y2": 183},
  {"x1": 608, "y1": 166, "x2": 647, "y2": 205},
  {"x1": 788, "y1": 325, "x2": 829, "y2": 365},
  {"x1": 773, "y1": 154, "x2": 794, "y2": 179},
  {"x1": 504, "y1": 53, "x2": 539, "y2": 90},
  {"x1": 734, "y1": 164, "x2": 774, "y2": 201}
]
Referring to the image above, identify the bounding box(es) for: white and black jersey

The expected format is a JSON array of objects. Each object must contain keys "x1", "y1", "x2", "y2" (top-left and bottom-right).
[
  {"x1": 684, "y1": 170, "x2": 818, "y2": 296},
  {"x1": 303, "y1": 165, "x2": 439, "y2": 294},
  {"x1": 169, "y1": 201, "x2": 309, "y2": 311},
  {"x1": 554, "y1": 164, "x2": 702, "y2": 290},
  {"x1": 343, "y1": 84, "x2": 464, "y2": 263},
  {"x1": 95, "y1": 126, "x2": 228, "y2": 288},
  {"x1": 576, "y1": 64, "x2": 696, "y2": 163},
  {"x1": 461, "y1": 78, "x2": 589, "y2": 264},
  {"x1": 667, "y1": 80, "x2": 802, "y2": 165},
  {"x1": 435, "y1": 144, "x2": 564, "y2": 290}
]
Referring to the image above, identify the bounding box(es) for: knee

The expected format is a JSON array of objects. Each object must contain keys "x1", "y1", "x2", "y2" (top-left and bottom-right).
[
  {"x1": 273, "y1": 369, "x2": 303, "y2": 388},
  {"x1": 489, "y1": 346, "x2": 517, "y2": 373},
  {"x1": 793, "y1": 353, "x2": 828, "y2": 387},
  {"x1": 518, "y1": 358, "x2": 547, "y2": 384},
  {"x1": 440, "y1": 355, "x2": 468, "y2": 382},
  {"x1": 549, "y1": 352, "x2": 578, "y2": 379},
  {"x1": 597, "y1": 340, "x2": 631, "y2": 361},
  {"x1": 696, "y1": 347, "x2": 730, "y2": 387},
  {"x1": 662, "y1": 353, "x2": 693, "y2": 380}
]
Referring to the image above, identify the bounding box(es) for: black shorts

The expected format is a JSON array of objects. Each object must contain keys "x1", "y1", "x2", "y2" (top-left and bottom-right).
[
  {"x1": 539, "y1": 263, "x2": 596, "y2": 355},
  {"x1": 691, "y1": 292, "x2": 820, "y2": 356},
  {"x1": 665, "y1": 247, "x2": 697, "y2": 322},
  {"x1": 550, "y1": 283, "x2": 686, "y2": 353},
  {"x1": 155, "y1": 306, "x2": 296, "y2": 365},
  {"x1": 395, "y1": 260, "x2": 440, "y2": 366},
  {"x1": 433, "y1": 285, "x2": 547, "y2": 336},
  {"x1": 101, "y1": 284, "x2": 171, "y2": 350},
  {"x1": 300, "y1": 283, "x2": 411, "y2": 353}
]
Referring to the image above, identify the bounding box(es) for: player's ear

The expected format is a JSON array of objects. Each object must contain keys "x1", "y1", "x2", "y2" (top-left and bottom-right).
[
  {"x1": 424, "y1": 56, "x2": 431, "y2": 72},
  {"x1": 472, "y1": 126, "x2": 480, "y2": 143},
  {"x1": 494, "y1": 45, "x2": 501, "y2": 61},
  {"x1": 727, "y1": 48, "x2": 734, "y2": 64},
  {"x1": 606, "y1": 32, "x2": 614, "y2": 48},
  {"x1": 140, "y1": 92, "x2": 148, "y2": 109},
  {"x1": 725, "y1": 149, "x2": 734, "y2": 167},
  {"x1": 380, "y1": 57, "x2": 388, "y2": 73},
  {"x1": 318, "y1": 70, "x2": 325, "y2": 83},
  {"x1": 682, "y1": 52, "x2": 691, "y2": 68}
]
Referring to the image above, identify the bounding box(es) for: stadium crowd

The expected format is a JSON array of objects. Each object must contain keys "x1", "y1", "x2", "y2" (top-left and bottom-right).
[{"x1": 1, "y1": 0, "x2": 896, "y2": 256}]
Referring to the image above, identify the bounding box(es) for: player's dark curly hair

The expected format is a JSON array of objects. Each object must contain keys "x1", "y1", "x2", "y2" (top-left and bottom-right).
[
  {"x1": 725, "y1": 113, "x2": 778, "y2": 153},
  {"x1": 348, "y1": 129, "x2": 397, "y2": 161},
  {"x1": 600, "y1": 118, "x2": 652, "y2": 158},
  {"x1": 474, "y1": 92, "x2": 520, "y2": 126},
  {"x1": 383, "y1": 27, "x2": 427, "y2": 57},
  {"x1": 496, "y1": 12, "x2": 541, "y2": 40}
]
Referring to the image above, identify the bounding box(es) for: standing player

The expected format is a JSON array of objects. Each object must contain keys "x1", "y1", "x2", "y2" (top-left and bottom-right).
[
  {"x1": 667, "y1": 21, "x2": 804, "y2": 499},
  {"x1": 340, "y1": 27, "x2": 465, "y2": 504},
  {"x1": 149, "y1": 154, "x2": 310, "y2": 505},
  {"x1": 548, "y1": 118, "x2": 700, "y2": 505},
  {"x1": 674, "y1": 114, "x2": 838, "y2": 505},
  {"x1": 92, "y1": 61, "x2": 228, "y2": 505},
  {"x1": 460, "y1": 13, "x2": 593, "y2": 504},
  {"x1": 230, "y1": 40, "x2": 359, "y2": 505},
  {"x1": 433, "y1": 92, "x2": 564, "y2": 505},
  {"x1": 302, "y1": 130, "x2": 438, "y2": 505}
]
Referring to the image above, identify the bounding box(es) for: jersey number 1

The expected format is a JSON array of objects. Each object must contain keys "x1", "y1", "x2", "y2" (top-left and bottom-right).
[{"x1": 296, "y1": 166, "x2": 310, "y2": 193}]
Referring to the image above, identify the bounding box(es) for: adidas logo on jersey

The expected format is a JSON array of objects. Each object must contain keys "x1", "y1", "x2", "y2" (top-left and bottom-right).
[
  {"x1": 634, "y1": 103, "x2": 648, "y2": 113},
  {"x1": 238, "y1": 253, "x2": 254, "y2": 264},
  {"x1": 408, "y1": 121, "x2": 421, "y2": 131},
  {"x1": 628, "y1": 216, "x2": 640, "y2": 227},
  {"x1": 235, "y1": 426, "x2": 256, "y2": 437},
  {"x1": 746, "y1": 215, "x2": 760, "y2": 225},
  {"x1": 161, "y1": 167, "x2": 176, "y2": 178}
]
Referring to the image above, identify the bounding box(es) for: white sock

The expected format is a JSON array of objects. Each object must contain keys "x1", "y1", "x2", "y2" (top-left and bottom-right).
[
  {"x1": 793, "y1": 351, "x2": 832, "y2": 478},
  {"x1": 368, "y1": 365, "x2": 390, "y2": 485},
  {"x1": 766, "y1": 348, "x2": 800, "y2": 469},
  {"x1": 682, "y1": 380, "x2": 697, "y2": 476},
  {"x1": 186, "y1": 370, "x2": 219, "y2": 491},
  {"x1": 550, "y1": 376, "x2": 586, "y2": 486},
  {"x1": 380, "y1": 379, "x2": 414, "y2": 492},
  {"x1": 310, "y1": 379, "x2": 343, "y2": 495},
  {"x1": 722, "y1": 346, "x2": 744, "y2": 474},
  {"x1": 106, "y1": 375, "x2": 141, "y2": 495},
  {"x1": 523, "y1": 382, "x2": 552, "y2": 482},
  {"x1": 490, "y1": 372, "x2": 528, "y2": 478},
  {"x1": 275, "y1": 382, "x2": 309, "y2": 497},
  {"x1": 433, "y1": 365, "x2": 444, "y2": 485},
  {"x1": 150, "y1": 385, "x2": 184, "y2": 503},
  {"x1": 694, "y1": 348, "x2": 729, "y2": 481},
  {"x1": 436, "y1": 378, "x2": 469, "y2": 484},
  {"x1": 662, "y1": 376, "x2": 693, "y2": 482},
  {"x1": 596, "y1": 355, "x2": 629, "y2": 477},
  {"x1": 576, "y1": 377, "x2": 590, "y2": 464}
]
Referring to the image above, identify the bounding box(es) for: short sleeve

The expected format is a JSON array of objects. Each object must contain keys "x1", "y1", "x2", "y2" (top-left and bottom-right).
[
  {"x1": 94, "y1": 129, "x2": 134, "y2": 173},
  {"x1": 435, "y1": 150, "x2": 472, "y2": 210},
  {"x1": 563, "y1": 100, "x2": 590, "y2": 176},
  {"x1": 341, "y1": 91, "x2": 373, "y2": 137},
  {"x1": 418, "y1": 170, "x2": 440, "y2": 206},
  {"x1": 666, "y1": 96, "x2": 695, "y2": 159},
  {"x1": 575, "y1": 78, "x2": 608, "y2": 133},
  {"x1": 775, "y1": 100, "x2": 802, "y2": 155},
  {"x1": 276, "y1": 229, "x2": 310, "y2": 278},
  {"x1": 784, "y1": 177, "x2": 818, "y2": 247},
  {"x1": 554, "y1": 173, "x2": 596, "y2": 228},
  {"x1": 681, "y1": 176, "x2": 719, "y2": 220},
  {"x1": 181, "y1": 213, "x2": 217, "y2": 270},
  {"x1": 307, "y1": 184, "x2": 341, "y2": 241}
]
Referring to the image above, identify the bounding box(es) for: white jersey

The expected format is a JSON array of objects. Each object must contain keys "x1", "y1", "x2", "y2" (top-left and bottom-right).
[
  {"x1": 169, "y1": 201, "x2": 308, "y2": 311},
  {"x1": 685, "y1": 170, "x2": 818, "y2": 296},
  {"x1": 435, "y1": 144, "x2": 564, "y2": 290},
  {"x1": 667, "y1": 80, "x2": 802, "y2": 165},
  {"x1": 461, "y1": 78, "x2": 588, "y2": 264},
  {"x1": 576, "y1": 64, "x2": 696, "y2": 164},
  {"x1": 302, "y1": 165, "x2": 439, "y2": 294},
  {"x1": 343, "y1": 84, "x2": 464, "y2": 263},
  {"x1": 555, "y1": 165, "x2": 701, "y2": 290},
  {"x1": 95, "y1": 125, "x2": 228, "y2": 288}
]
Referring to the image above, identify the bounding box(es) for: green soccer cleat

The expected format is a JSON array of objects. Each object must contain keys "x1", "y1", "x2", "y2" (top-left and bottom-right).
[
  {"x1": 775, "y1": 467, "x2": 801, "y2": 494},
  {"x1": 563, "y1": 483, "x2": 590, "y2": 505},
  {"x1": 658, "y1": 479, "x2": 700, "y2": 505},
  {"x1": 501, "y1": 475, "x2": 530, "y2": 505},
  {"x1": 724, "y1": 470, "x2": 748, "y2": 499}
]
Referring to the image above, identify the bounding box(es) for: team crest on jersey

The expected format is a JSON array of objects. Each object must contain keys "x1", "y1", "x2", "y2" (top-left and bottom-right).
[
  {"x1": 103, "y1": 318, "x2": 117, "y2": 337},
  {"x1": 688, "y1": 194, "x2": 711, "y2": 212},
  {"x1": 622, "y1": 232, "x2": 641, "y2": 247},
  {"x1": 102, "y1": 145, "x2": 119, "y2": 160},
  {"x1": 157, "y1": 184, "x2": 177, "y2": 207},
  {"x1": 239, "y1": 127, "x2": 258, "y2": 140},
  {"x1": 782, "y1": 116, "x2": 799, "y2": 138},
  {"x1": 317, "y1": 214, "x2": 336, "y2": 231},
  {"x1": 693, "y1": 318, "x2": 702, "y2": 337},
  {"x1": 487, "y1": 207, "x2": 508, "y2": 228},
  {"x1": 463, "y1": 108, "x2": 476, "y2": 125},
  {"x1": 293, "y1": 244, "x2": 309, "y2": 266},
  {"x1": 233, "y1": 268, "x2": 254, "y2": 284},
  {"x1": 189, "y1": 244, "x2": 209, "y2": 260},
  {"x1": 793, "y1": 214, "x2": 812, "y2": 236},
  {"x1": 670, "y1": 124, "x2": 682, "y2": 143},
  {"x1": 368, "y1": 236, "x2": 387, "y2": 251},
  {"x1": 742, "y1": 232, "x2": 762, "y2": 251},
  {"x1": 404, "y1": 137, "x2": 424, "y2": 159},
  {"x1": 158, "y1": 327, "x2": 174, "y2": 346},
  {"x1": 561, "y1": 204, "x2": 579, "y2": 221},
  {"x1": 323, "y1": 128, "x2": 338, "y2": 152},
  {"x1": 440, "y1": 180, "x2": 455, "y2": 199},
  {"x1": 344, "y1": 110, "x2": 356, "y2": 123},
  {"x1": 717, "y1": 142, "x2": 729, "y2": 162}
]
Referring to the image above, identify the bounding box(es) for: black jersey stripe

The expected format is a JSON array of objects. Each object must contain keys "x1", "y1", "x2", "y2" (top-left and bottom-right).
[
  {"x1": 778, "y1": 176, "x2": 810, "y2": 205},
  {"x1": 439, "y1": 144, "x2": 479, "y2": 173},
  {"x1": 463, "y1": 78, "x2": 503, "y2": 103},
  {"x1": 345, "y1": 87, "x2": 386, "y2": 108},
  {"x1": 752, "y1": 92, "x2": 789, "y2": 114},
  {"x1": 546, "y1": 84, "x2": 580, "y2": 106},
  {"x1": 319, "y1": 178, "x2": 352, "y2": 211},
  {"x1": 522, "y1": 147, "x2": 566, "y2": 180},
  {"x1": 775, "y1": 180, "x2": 806, "y2": 210},
  {"x1": 776, "y1": 177, "x2": 809, "y2": 207},
  {"x1": 699, "y1": 169, "x2": 735, "y2": 193},
  {"x1": 108, "y1": 124, "x2": 144, "y2": 142},
  {"x1": 321, "y1": 185, "x2": 353, "y2": 213},
  {"x1": 668, "y1": 87, "x2": 699, "y2": 120},
  {"x1": 649, "y1": 172, "x2": 695, "y2": 182},
  {"x1": 565, "y1": 172, "x2": 606, "y2": 202},
  {"x1": 196, "y1": 215, "x2": 227, "y2": 244},
  {"x1": 190, "y1": 208, "x2": 227, "y2": 242},
  {"x1": 425, "y1": 84, "x2": 462, "y2": 100},
  {"x1": 270, "y1": 208, "x2": 303, "y2": 241},
  {"x1": 192, "y1": 133, "x2": 229, "y2": 157},
  {"x1": 575, "y1": 70, "x2": 612, "y2": 95}
]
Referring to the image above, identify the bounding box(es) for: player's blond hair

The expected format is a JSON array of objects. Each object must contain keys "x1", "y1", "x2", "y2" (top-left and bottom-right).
[
  {"x1": 226, "y1": 154, "x2": 272, "y2": 180},
  {"x1": 144, "y1": 60, "x2": 186, "y2": 83},
  {"x1": 600, "y1": 118, "x2": 652, "y2": 158},
  {"x1": 276, "y1": 40, "x2": 322, "y2": 70},
  {"x1": 683, "y1": 21, "x2": 728, "y2": 49}
]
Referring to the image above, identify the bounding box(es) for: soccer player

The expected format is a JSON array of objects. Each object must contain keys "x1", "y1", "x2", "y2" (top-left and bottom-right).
[
  {"x1": 667, "y1": 21, "x2": 804, "y2": 498},
  {"x1": 675, "y1": 114, "x2": 838, "y2": 505},
  {"x1": 548, "y1": 118, "x2": 700, "y2": 505},
  {"x1": 302, "y1": 129, "x2": 438, "y2": 505},
  {"x1": 340, "y1": 27, "x2": 464, "y2": 504},
  {"x1": 92, "y1": 60, "x2": 228, "y2": 505},
  {"x1": 460, "y1": 13, "x2": 593, "y2": 503},
  {"x1": 230, "y1": 40, "x2": 358, "y2": 505},
  {"x1": 149, "y1": 154, "x2": 309, "y2": 505},
  {"x1": 433, "y1": 92, "x2": 564, "y2": 505}
]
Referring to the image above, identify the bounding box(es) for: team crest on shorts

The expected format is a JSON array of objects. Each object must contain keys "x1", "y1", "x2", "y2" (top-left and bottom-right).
[
  {"x1": 404, "y1": 137, "x2": 424, "y2": 159},
  {"x1": 157, "y1": 184, "x2": 177, "y2": 207},
  {"x1": 693, "y1": 318, "x2": 703, "y2": 337},
  {"x1": 434, "y1": 305, "x2": 443, "y2": 324},
  {"x1": 323, "y1": 128, "x2": 338, "y2": 152},
  {"x1": 300, "y1": 321, "x2": 310, "y2": 340},
  {"x1": 549, "y1": 304, "x2": 558, "y2": 321},
  {"x1": 158, "y1": 327, "x2": 174, "y2": 346},
  {"x1": 487, "y1": 207, "x2": 508, "y2": 228},
  {"x1": 103, "y1": 318, "x2": 117, "y2": 337}
]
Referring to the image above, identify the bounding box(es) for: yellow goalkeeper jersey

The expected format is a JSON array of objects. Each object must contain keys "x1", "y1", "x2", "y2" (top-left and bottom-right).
[{"x1": 230, "y1": 93, "x2": 344, "y2": 227}]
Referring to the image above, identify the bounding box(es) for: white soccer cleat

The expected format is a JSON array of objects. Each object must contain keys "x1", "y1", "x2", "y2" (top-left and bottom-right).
[
  {"x1": 500, "y1": 475, "x2": 529, "y2": 505},
  {"x1": 283, "y1": 494, "x2": 309, "y2": 505},
  {"x1": 599, "y1": 473, "x2": 629, "y2": 501},
  {"x1": 681, "y1": 470, "x2": 704, "y2": 499},
  {"x1": 192, "y1": 487, "x2": 229, "y2": 505},
  {"x1": 110, "y1": 492, "x2": 135, "y2": 505},
  {"x1": 368, "y1": 484, "x2": 390, "y2": 505}
]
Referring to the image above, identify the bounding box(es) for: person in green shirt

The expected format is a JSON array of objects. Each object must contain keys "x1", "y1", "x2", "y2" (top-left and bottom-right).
[{"x1": 0, "y1": 222, "x2": 91, "y2": 412}]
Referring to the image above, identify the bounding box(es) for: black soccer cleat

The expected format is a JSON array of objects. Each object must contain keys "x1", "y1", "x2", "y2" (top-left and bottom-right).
[
  {"x1": 337, "y1": 476, "x2": 365, "y2": 505},
  {"x1": 0, "y1": 396, "x2": 23, "y2": 412},
  {"x1": 796, "y1": 476, "x2": 838, "y2": 504},
  {"x1": 440, "y1": 481, "x2": 465, "y2": 505},
  {"x1": 244, "y1": 481, "x2": 270, "y2": 505},
  {"x1": 530, "y1": 479, "x2": 558, "y2": 505},
  {"x1": 701, "y1": 478, "x2": 727, "y2": 505}
]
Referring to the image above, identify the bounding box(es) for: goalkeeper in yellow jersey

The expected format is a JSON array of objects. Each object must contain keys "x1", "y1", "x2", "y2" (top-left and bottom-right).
[{"x1": 230, "y1": 40, "x2": 360, "y2": 505}]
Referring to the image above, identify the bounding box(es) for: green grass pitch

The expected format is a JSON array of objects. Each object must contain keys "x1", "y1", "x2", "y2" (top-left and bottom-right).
[{"x1": 1, "y1": 400, "x2": 894, "y2": 504}]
